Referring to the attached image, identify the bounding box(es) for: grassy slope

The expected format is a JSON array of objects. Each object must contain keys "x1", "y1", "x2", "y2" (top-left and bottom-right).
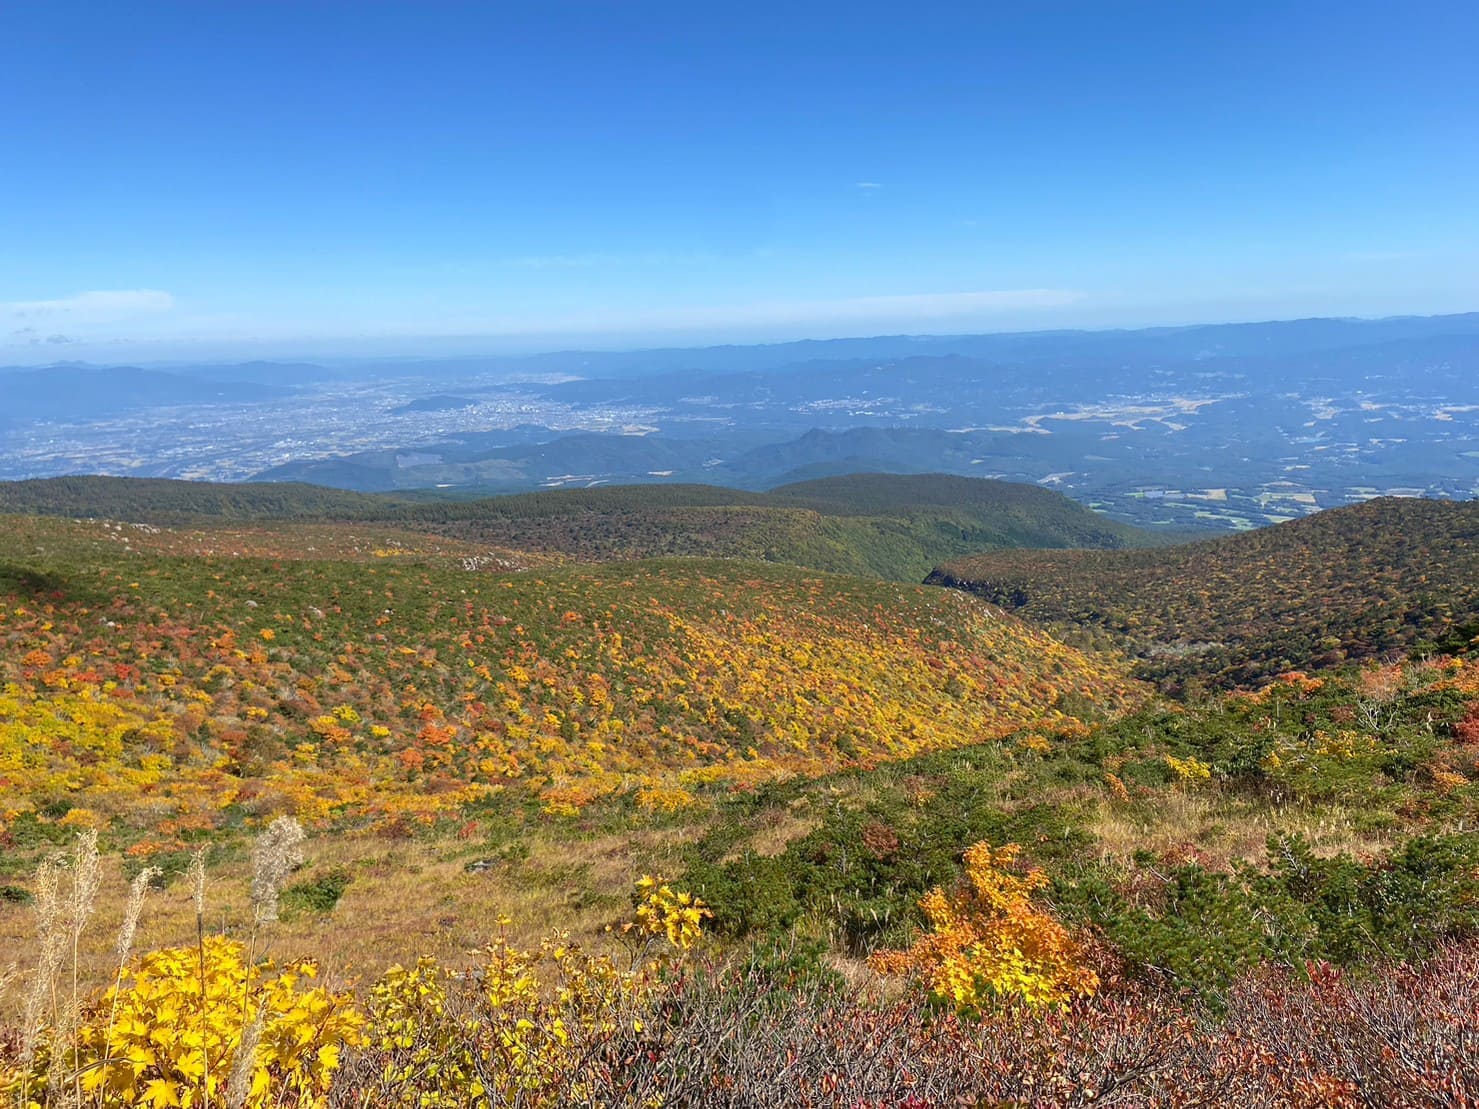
[{"x1": 930, "y1": 496, "x2": 1479, "y2": 689}]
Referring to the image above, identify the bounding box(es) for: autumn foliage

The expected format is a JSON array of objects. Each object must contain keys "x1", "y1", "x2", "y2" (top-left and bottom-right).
[
  {"x1": 6, "y1": 827, "x2": 1475, "y2": 1107},
  {"x1": 55, "y1": 938, "x2": 358, "y2": 1109},
  {"x1": 868, "y1": 841, "x2": 1097, "y2": 1010},
  {"x1": 934, "y1": 495, "x2": 1479, "y2": 689},
  {"x1": 0, "y1": 514, "x2": 1143, "y2": 848},
  {"x1": 3, "y1": 496, "x2": 1478, "y2": 1103},
  {"x1": 2, "y1": 847, "x2": 710, "y2": 1109}
]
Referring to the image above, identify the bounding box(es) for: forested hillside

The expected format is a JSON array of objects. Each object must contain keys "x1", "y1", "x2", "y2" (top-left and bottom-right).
[
  {"x1": 389, "y1": 473, "x2": 1153, "y2": 579},
  {"x1": 0, "y1": 475, "x2": 405, "y2": 521}
]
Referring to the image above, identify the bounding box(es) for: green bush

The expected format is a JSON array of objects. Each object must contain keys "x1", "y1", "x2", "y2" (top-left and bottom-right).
[
  {"x1": 280, "y1": 866, "x2": 353, "y2": 916},
  {"x1": 1057, "y1": 832, "x2": 1479, "y2": 1000}
]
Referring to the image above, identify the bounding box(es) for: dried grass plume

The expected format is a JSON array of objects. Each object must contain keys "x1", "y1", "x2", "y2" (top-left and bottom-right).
[{"x1": 250, "y1": 815, "x2": 306, "y2": 923}]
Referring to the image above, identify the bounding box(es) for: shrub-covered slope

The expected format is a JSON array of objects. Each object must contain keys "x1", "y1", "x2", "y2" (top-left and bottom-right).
[
  {"x1": 393, "y1": 472, "x2": 1158, "y2": 580},
  {"x1": 930, "y1": 496, "x2": 1479, "y2": 689},
  {"x1": 4, "y1": 508, "x2": 1479, "y2": 1107},
  {"x1": 0, "y1": 474, "x2": 407, "y2": 521},
  {"x1": 0, "y1": 513, "x2": 1143, "y2": 848},
  {"x1": 688, "y1": 655, "x2": 1479, "y2": 990}
]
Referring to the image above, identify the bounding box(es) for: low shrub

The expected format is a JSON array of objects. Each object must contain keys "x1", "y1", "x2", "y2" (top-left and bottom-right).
[{"x1": 281, "y1": 867, "x2": 353, "y2": 916}]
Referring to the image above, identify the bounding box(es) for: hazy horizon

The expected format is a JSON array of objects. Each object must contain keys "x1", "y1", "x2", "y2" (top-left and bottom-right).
[{"x1": 5, "y1": 304, "x2": 1479, "y2": 371}]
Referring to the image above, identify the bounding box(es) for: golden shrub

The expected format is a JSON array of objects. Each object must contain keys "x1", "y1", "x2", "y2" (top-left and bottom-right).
[
  {"x1": 10, "y1": 936, "x2": 361, "y2": 1108},
  {"x1": 626, "y1": 876, "x2": 711, "y2": 951},
  {"x1": 869, "y1": 841, "x2": 1098, "y2": 1011},
  {"x1": 360, "y1": 878, "x2": 709, "y2": 1107}
]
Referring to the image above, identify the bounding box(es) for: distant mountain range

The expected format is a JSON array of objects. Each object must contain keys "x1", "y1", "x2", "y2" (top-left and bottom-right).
[
  {"x1": 251, "y1": 425, "x2": 1024, "y2": 494},
  {"x1": 0, "y1": 364, "x2": 294, "y2": 423}
]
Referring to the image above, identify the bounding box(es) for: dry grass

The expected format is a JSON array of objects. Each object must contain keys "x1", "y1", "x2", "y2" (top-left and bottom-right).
[
  {"x1": 722, "y1": 802, "x2": 820, "y2": 863},
  {"x1": 1087, "y1": 787, "x2": 1399, "y2": 872},
  {"x1": 0, "y1": 822, "x2": 700, "y2": 1019}
]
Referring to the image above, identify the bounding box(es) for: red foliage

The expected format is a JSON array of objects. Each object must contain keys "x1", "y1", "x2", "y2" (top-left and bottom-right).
[{"x1": 1455, "y1": 701, "x2": 1479, "y2": 744}]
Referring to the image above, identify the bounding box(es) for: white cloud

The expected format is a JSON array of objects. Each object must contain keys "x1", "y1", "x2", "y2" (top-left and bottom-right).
[
  {"x1": 854, "y1": 181, "x2": 883, "y2": 190},
  {"x1": 3, "y1": 289, "x2": 176, "y2": 325},
  {"x1": 2, "y1": 290, "x2": 179, "y2": 351},
  {"x1": 6, "y1": 326, "x2": 74, "y2": 345}
]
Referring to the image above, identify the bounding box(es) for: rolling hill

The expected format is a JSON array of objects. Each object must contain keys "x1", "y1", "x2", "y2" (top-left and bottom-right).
[
  {"x1": 0, "y1": 511, "x2": 1143, "y2": 846},
  {"x1": 0, "y1": 475, "x2": 407, "y2": 521},
  {"x1": 929, "y1": 496, "x2": 1479, "y2": 689},
  {"x1": 0, "y1": 472, "x2": 1162, "y2": 581},
  {"x1": 381, "y1": 473, "x2": 1158, "y2": 580}
]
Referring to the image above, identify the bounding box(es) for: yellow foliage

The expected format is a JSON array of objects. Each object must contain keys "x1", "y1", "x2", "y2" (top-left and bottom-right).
[
  {"x1": 2, "y1": 856, "x2": 707, "y2": 1109},
  {"x1": 632, "y1": 783, "x2": 698, "y2": 813},
  {"x1": 1165, "y1": 754, "x2": 1212, "y2": 783},
  {"x1": 1430, "y1": 767, "x2": 1468, "y2": 794},
  {"x1": 10, "y1": 936, "x2": 361, "y2": 1109},
  {"x1": 363, "y1": 958, "x2": 486, "y2": 1107},
  {"x1": 361, "y1": 877, "x2": 708, "y2": 1107},
  {"x1": 0, "y1": 527, "x2": 1144, "y2": 835},
  {"x1": 625, "y1": 875, "x2": 711, "y2": 951},
  {"x1": 869, "y1": 841, "x2": 1097, "y2": 1011}
]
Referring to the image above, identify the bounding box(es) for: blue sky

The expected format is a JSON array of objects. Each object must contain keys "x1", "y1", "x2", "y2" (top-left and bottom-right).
[{"x1": 4, "y1": 0, "x2": 1478, "y2": 361}]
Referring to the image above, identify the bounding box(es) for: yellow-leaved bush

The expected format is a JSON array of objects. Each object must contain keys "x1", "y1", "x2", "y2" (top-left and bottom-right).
[
  {"x1": 4, "y1": 873, "x2": 707, "y2": 1109},
  {"x1": 350, "y1": 875, "x2": 709, "y2": 1108},
  {"x1": 626, "y1": 875, "x2": 710, "y2": 950},
  {"x1": 869, "y1": 841, "x2": 1097, "y2": 1011},
  {"x1": 11, "y1": 935, "x2": 361, "y2": 1109},
  {"x1": 1165, "y1": 754, "x2": 1213, "y2": 783}
]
